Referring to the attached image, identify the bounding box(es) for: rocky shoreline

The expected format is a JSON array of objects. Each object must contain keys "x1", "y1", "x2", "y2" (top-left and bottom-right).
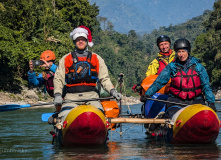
[
  {"x1": 121, "y1": 96, "x2": 141, "y2": 105},
  {"x1": 0, "y1": 87, "x2": 220, "y2": 107},
  {"x1": 215, "y1": 90, "x2": 221, "y2": 100},
  {"x1": 0, "y1": 86, "x2": 141, "y2": 106}
]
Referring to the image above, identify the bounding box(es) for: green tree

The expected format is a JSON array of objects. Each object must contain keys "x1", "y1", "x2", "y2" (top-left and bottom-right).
[
  {"x1": 0, "y1": 0, "x2": 100, "y2": 91},
  {"x1": 193, "y1": 0, "x2": 221, "y2": 88},
  {"x1": 56, "y1": 0, "x2": 100, "y2": 30}
]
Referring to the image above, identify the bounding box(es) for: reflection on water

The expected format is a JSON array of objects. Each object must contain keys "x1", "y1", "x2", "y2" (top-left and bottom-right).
[{"x1": 0, "y1": 103, "x2": 221, "y2": 159}]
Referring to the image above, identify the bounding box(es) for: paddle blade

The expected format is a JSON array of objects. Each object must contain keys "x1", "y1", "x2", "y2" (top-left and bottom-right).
[
  {"x1": 0, "y1": 104, "x2": 30, "y2": 112},
  {"x1": 41, "y1": 113, "x2": 54, "y2": 122}
]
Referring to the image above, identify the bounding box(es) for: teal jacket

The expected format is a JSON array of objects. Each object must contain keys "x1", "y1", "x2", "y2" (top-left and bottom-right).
[{"x1": 145, "y1": 56, "x2": 215, "y2": 103}]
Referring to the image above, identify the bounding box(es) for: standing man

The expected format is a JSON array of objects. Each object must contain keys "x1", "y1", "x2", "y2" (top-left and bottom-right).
[
  {"x1": 53, "y1": 26, "x2": 121, "y2": 113},
  {"x1": 141, "y1": 38, "x2": 216, "y2": 118},
  {"x1": 146, "y1": 35, "x2": 176, "y2": 76}
]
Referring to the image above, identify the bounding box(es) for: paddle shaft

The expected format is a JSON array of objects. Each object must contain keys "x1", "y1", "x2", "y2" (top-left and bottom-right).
[
  {"x1": 146, "y1": 97, "x2": 221, "y2": 112},
  {"x1": 109, "y1": 117, "x2": 167, "y2": 124},
  {"x1": 145, "y1": 97, "x2": 188, "y2": 106},
  {"x1": 119, "y1": 75, "x2": 123, "y2": 135},
  {"x1": 37, "y1": 97, "x2": 219, "y2": 107},
  {"x1": 31, "y1": 96, "x2": 220, "y2": 109},
  {"x1": 63, "y1": 97, "x2": 115, "y2": 104},
  {"x1": 31, "y1": 97, "x2": 116, "y2": 107},
  {"x1": 0, "y1": 97, "x2": 116, "y2": 112}
]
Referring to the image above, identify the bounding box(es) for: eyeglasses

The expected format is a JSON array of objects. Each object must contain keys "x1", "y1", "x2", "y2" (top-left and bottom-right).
[{"x1": 75, "y1": 38, "x2": 87, "y2": 42}]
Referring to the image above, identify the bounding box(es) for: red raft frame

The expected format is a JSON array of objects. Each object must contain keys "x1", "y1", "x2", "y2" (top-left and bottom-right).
[
  {"x1": 61, "y1": 105, "x2": 107, "y2": 146},
  {"x1": 170, "y1": 104, "x2": 220, "y2": 144}
]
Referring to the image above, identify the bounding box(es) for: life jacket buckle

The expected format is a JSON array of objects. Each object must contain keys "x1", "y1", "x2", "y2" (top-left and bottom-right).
[{"x1": 73, "y1": 58, "x2": 78, "y2": 63}]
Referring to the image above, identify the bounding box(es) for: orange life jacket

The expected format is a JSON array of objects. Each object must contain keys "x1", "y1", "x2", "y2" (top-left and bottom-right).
[{"x1": 65, "y1": 52, "x2": 99, "y2": 93}]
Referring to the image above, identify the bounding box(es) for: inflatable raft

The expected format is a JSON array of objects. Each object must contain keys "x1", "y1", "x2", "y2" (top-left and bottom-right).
[
  {"x1": 109, "y1": 103, "x2": 220, "y2": 144},
  {"x1": 51, "y1": 105, "x2": 108, "y2": 146},
  {"x1": 136, "y1": 75, "x2": 220, "y2": 144},
  {"x1": 50, "y1": 100, "x2": 119, "y2": 147},
  {"x1": 166, "y1": 104, "x2": 220, "y2": 144}
]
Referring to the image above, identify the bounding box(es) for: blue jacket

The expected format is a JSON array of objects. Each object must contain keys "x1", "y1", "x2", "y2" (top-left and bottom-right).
[
  {"x1": 145, "y1": 56, "x2": 215, "y2": 103},
  {"x1": 28, "y1": 64, "x2": 57, "y2": 86}
]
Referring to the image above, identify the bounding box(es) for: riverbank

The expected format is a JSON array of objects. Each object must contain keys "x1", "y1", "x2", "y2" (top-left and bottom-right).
[
  {"x1": 0, "y1": 87, "x2": 53, "y2": 106},
  {"x1": 215, "y1": 90, "x2": 221, "y2": 100},
  {"x1": 0, "y1": 85, "x2": 220, "y2": 106},
  {"x1": 0, "y1": 87, "x2": 141, "y2": 106}
]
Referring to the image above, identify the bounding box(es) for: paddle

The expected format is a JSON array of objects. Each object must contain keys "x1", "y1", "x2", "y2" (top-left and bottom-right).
[
  {"x1": 109, "y1": 117, "x2": 167, "y2": 124},
  {"x1": 41, "y1": 96, "x2": 116, "y2": 122},
  {"x1": 144, "y1": 97, "x2": 187, "y2": 106},
  {"x1": 41, "y1": 113, "x2": 54, "y2": 122},
  {"x1": 145, "y1": 97, "x2": 221, "y2": 112},
  {"x1": 0, "y1": 97, "x2": 115, "y2": 112}
]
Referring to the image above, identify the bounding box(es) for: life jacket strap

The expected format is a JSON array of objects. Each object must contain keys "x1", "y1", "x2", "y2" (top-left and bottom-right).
[{"x1": 67, "y1": 85, "x2": 99, "y2": 94}]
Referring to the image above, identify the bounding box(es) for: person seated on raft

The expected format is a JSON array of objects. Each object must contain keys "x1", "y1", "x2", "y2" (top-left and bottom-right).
[
  {"x1": 141, "y1": 38, "x2": 217, "y2": 118},
  {"x1": 145, "y1": 35, "x2": 176, "y2": 77},
  {"x1": 53, "y1": 25, "x2": 122, "y2": 120},
  {"x1": 132, "y1": 35, "x2": 175, "y2": 95}
]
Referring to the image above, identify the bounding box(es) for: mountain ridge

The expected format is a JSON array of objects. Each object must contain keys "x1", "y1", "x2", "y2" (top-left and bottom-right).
[{"x1": 89, "y1": 0, "x2": 215, "y2": 34}]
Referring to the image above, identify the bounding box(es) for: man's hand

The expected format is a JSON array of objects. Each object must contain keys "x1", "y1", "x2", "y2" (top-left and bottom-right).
[
  {"x1": 208, "y1": 103, "x2": 217, "y2": 112},
  {"x1": 110, "y1": 89, "x2": 122, "y2": 101},
  {"x1": 54, "y1": 93, "x2": 63, "y2": 106}
]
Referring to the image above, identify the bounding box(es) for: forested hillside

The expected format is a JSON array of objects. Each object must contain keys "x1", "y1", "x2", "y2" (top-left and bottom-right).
[
  {"x1": 89, "y1": 0, "x2": 215, "y2": 33},
  {"x1": 0, "y1": 0, "x2": 220, "y2": 96}
]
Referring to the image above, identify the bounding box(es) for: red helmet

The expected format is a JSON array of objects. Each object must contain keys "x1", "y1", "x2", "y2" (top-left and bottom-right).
[{"x1": 40, "y1": 50, "x2": 56, "y2": 61}]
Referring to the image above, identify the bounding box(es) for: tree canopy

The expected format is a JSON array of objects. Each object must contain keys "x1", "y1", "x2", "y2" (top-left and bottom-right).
[
  {"x1": 192, "y1": 1, "x2": 221, "y2": 88},
  {"x1": 0, "y1": 0, "x2": 220, "y2": 94}
]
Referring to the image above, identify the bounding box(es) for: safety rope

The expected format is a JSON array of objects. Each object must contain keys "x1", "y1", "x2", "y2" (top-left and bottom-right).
[
  {"x1": 109, "y1": 124, "x2": 143, "y2": 142},
  {"x1": 110, "y1": 123, "x2": 142, "y2": 136}
]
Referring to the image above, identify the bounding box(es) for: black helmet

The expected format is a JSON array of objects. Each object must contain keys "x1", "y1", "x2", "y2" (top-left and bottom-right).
[
  {"x1": 174, "y1": 38, "x2": 191, "y2": 52},
  {"x1": 156, "y1": 35, "x2": 171, "y2": 47}
]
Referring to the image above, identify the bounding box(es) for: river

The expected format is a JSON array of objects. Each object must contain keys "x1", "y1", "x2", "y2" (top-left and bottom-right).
[{"x1": 1, "y1": 102, "x2": 221, "y2": 160}]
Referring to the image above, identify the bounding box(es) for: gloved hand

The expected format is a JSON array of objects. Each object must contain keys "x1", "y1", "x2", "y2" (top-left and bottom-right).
[
  {"x1": 140, "y1": 95, "x2": 151, "y2": 103},
  {"x1": 110, "y1": 89, "x2": 122, "y2": 101},
  {"x1": 208, "y1": 103, "x2": 217, "y2": 112},
  {"x1": 54, "y1": 93, "x2": 63, "y2": 106}
]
